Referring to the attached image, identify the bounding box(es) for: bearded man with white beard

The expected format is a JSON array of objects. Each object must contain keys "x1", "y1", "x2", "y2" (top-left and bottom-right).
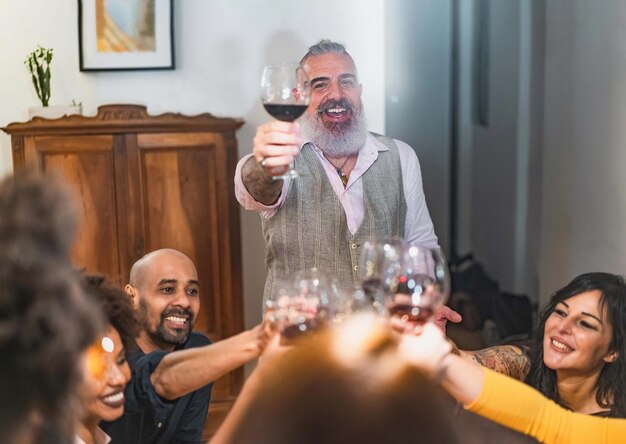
[{"x1": 235, "y1": 40, "x2": 459, "y2": 327}]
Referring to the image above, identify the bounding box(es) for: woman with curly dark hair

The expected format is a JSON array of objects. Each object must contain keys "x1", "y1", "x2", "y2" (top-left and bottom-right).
[
  {"x1": 0, "y1": 170, "x2": 103, "y2": 444},
  {"x1": 76, "y1": 276, "x2": 139, "y2": 444}
]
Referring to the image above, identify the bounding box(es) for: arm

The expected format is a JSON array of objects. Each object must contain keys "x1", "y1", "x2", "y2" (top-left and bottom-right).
[
  {"x1": 210, "y1": 334, "x2": 284, "y2": 444},
  {"x1": 150, "y1": 323, "x2": 270, "y2": 400},
  {"x1": 209, "y1": 353, "x2": 266, "y2": 444},
  {"x1": 460, "y1": 344, "x2": 531, "y2": 381},
  {"x1": 400, "y1": 324, "x2": 484, "y2": 404},
  {"x1": 401, "y1": 324, "x2": 626, "y2": 444},
  {"x1": 240, "y1": 121, "x2": 302, "y2": 205},
  {"x1": 396, "y1": 140, "x2": 438, "y2": 246},
  {"x1": 241, "y1": 156, "x2": 283, "y2": 205},
  {"x1": 466, "y1": 367, "x2": 626, "y2": 444}
]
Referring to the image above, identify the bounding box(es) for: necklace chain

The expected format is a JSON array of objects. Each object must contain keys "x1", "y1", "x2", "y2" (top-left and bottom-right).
[
  {"x1": 333, "y1": 155, "x2": 351, "y2": 172},
  {"x1": 328, "y1": 155, "x2": 352, "y2": 188}
]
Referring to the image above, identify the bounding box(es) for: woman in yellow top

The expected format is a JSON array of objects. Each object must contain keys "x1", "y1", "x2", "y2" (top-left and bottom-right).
[
  {"x1": 401, "y1": 323, "x2": 626, "y2": 444},
  {"x1": 459, "y1": 272, "x2": 626, "y2": 418}
]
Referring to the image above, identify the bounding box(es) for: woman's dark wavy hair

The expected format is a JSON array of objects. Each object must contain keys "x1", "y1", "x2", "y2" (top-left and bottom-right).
[
  {"x1": 526, "y1": 272, "x2": 626, "y2": 417},
  {"x1": 0, "y1": 170, "x2": 103, "y2": 443},
  {"x1": 83, "y1": 274, "x2": 139, "y2": 352}
]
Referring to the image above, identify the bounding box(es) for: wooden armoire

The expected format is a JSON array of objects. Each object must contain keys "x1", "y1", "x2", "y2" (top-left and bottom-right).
[{"x1": 3, "y1": 104, "x2": 244, "y2": 439}]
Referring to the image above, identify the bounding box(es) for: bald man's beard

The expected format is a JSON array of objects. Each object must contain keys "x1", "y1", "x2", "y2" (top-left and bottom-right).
[
  {"x1": 300, "y1": 98, "x2": 368, "y2": 157},
  {"x1": 138, "y1": 298, "x2": 193, "y2": 347}
]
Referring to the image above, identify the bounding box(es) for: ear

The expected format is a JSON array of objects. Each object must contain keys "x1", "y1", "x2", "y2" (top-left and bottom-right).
[
  {"x1": 125, "y1": 284, "x2": 139, "y2": 306},
  {"x1": 604, "y1": 350, "x2": 619, "y2": 364}
]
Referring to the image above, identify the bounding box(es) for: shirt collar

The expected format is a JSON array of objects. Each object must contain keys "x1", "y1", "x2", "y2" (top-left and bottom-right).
[{"x1": 75, "y1": 428, "x2": 111, "y2": 444}]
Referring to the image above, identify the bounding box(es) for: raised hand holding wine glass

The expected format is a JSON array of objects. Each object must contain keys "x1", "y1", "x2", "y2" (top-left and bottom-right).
[
  {"x1": 383, "y1": 244, "x2": 451, "y2": 334},
  {"x1": 259, "y1": 62, "x2": 311, "y2": 180}
]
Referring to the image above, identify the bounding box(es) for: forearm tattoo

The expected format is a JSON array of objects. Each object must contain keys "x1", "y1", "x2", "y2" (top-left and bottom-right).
[
  {"x1": 467, "y1": 345, "x2": 531, "y2": 381},
  {"x1": 241, "y1": 157, "x2": 283, "y2": 205}
]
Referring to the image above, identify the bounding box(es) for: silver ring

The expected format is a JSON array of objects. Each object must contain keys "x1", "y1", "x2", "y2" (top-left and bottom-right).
[{"x1": 260, "y1": 157, "x2": 267, "y2": 167}]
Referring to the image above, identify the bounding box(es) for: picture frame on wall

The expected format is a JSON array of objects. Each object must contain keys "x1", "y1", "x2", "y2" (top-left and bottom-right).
[{"x1": 79, "y1": 0, "x2": 174, "y2": 71}]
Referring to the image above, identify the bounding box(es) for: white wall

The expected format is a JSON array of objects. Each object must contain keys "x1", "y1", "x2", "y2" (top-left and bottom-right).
[
  {"x1": 0, "y1": 0, "x2": 385, "y2": 328},
  {"x1": 540, "y1": 0, "x2": 626, "y2": 305}
]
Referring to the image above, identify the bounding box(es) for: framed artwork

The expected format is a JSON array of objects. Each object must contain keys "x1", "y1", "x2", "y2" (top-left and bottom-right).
[{"x1": 79, "y1": 0, "x2": 175, "y2": 71}]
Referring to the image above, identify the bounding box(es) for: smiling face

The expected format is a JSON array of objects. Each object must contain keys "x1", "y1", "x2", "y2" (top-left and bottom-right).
[
  {"x1": 129, "y1": 249, "x2": 200, "y2": 352},
  {"x1": 300, "y1": 52, "x2": 367, "y2": 157},
  {"x1": 543, "y1": 290, "x2": 617, "y2": 376},
  {"x1": 83, "y1": 326, "x2": 130, "y2": 423},
  {"x1": 304, "y1": 52, "x2": 362, "y2": 128}
]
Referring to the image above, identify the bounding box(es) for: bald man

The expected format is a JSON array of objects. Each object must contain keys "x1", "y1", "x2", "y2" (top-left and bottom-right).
[{"x1": 101, "y1": 249, "x2": 270, "y2": 444}]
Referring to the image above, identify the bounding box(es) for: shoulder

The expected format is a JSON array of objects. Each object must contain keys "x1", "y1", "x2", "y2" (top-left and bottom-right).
[
  {"x1": 184, "y1": 331, "x2": 212, "y2": 349},
  {"x1": 369, "y1": 133, "x2": 418, "y2": 163},
  {"x1": 371, "y1": 133, "x2": 418, "y2": 162}
]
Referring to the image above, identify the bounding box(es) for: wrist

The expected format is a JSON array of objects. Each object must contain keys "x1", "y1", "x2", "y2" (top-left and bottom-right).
[
  {"x1": 243, "y1": 326, "x2": 265, "y2": 357},
  {"x1": 433, "y1": 351, "x2": 454, "y2": 382},
  {"x1": 242, "y1": 157, "x2": 283, "y2": 204}
]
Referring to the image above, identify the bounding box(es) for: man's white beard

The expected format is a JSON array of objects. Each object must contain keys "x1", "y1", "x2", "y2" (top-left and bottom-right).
[{"x1": 300, "y1": 108, "x2": 368, "y2": 158}]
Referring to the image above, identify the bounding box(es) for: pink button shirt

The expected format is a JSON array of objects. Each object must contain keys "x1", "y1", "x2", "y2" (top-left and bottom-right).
[{"x1": 234, "y1": 132, "x2": 438, "y2": 246}]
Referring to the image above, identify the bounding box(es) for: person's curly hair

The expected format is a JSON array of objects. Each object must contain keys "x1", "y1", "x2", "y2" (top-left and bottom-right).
[
  {"x1": 84, "y1": 274, "x2": 139, "y2": 351},
  {"x1": 0, "y1": 168, "x2": 77, "y2": 262},
  {"x1": 0, "y1": 170, "x2": 102, "y2": 443}
]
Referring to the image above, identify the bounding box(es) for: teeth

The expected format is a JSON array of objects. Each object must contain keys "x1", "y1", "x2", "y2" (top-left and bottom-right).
[
  {"x1": 551, "y1": 339, "x2": 572, "y2": 352},
  {"x1": 103, "y1": 392, "x2": 124, "y2": 403},
  {"x1": 327, "y1": 107, "x2": 346, "y2": 113},
  {"x1": 166, "y1": 316, "x2": 187, "y2": 324}
]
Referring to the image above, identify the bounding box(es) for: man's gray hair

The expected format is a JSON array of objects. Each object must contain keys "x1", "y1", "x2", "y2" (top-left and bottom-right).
[{"x1": 300, "y1": 39, "x2": 356, "y2": 71}]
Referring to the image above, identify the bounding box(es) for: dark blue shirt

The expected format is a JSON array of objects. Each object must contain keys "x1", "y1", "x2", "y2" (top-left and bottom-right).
[{"x1": 101, "y1": 332, "x2": 213, "y2": 444}]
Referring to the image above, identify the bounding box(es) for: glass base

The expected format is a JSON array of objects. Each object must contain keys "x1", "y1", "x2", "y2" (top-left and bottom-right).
[{"x1": 272, "y1": 169, "x2": 299, "y2": 180}]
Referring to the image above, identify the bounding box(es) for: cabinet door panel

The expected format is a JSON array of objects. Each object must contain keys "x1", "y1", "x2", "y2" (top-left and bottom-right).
[
  {"x1": 137, "y1": 132, "x2": 242, "y2": 439},
  {"x1": 138, "y1": 134, "x2": 224, "y2": 337},
  {"x1": 28, "y1": 135, "x2": 122, "y2": 281}
]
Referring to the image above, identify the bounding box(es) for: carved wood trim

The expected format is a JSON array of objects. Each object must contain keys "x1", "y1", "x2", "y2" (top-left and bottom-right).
[
  {"x1": 2, "y1": 104, "x2": 244, "y2": 136},
  {"x1": 11, "y1": 136, "x2": 25, "y2": 165}
]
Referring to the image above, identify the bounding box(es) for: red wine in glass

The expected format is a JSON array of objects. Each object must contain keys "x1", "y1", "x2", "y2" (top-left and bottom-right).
[
  {"x1": 387, "y1": 302, "x2": 434, "y2": 324},
  {"x1": 263, "y1": 104, "x2": 308, "y2": 122},
  {"x1": 281, "y1": 318, "x2": 325, "y2": 339},
  {"x1": 260, "y1": 62, "x2": 311, "y2": 179}
]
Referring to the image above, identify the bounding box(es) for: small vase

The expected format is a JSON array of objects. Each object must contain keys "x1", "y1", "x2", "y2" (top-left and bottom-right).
[{"x1": 28, "y1": 105, "x2": 82, "y2": 120}]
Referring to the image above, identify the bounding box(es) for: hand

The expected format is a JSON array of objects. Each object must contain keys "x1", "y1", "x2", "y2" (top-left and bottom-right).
[
  {"x1": 433, "y1": 305, "x2": 462, "y2": 333},
  {"x1": 256, "y1": 332, "x2": 297, "y2": 378},
  {"x1": 253, "y1": 121, "x2": 303, "y2": 176},
  {"x1": 387, "y1": 304, "x2": 462, "y2": 336},
  {"x1": 240, "y1": 319, "x2": 277, "y2": 361},
  {"x1": 399, "y1": 323, "x2": 452, "y2": 378}
]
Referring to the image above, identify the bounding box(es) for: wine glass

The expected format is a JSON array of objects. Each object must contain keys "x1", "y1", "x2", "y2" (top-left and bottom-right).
[
  {"x1": 359, "y1": 237, "x2": 405, "y2": 308},
  {"x1": 260, "y1": 62, "x2": 311, "y2": 180},
  {"x1": 265, "y1": 269, "x2": 333, "y2": 340},
  {"x1": 333, "y1": 284, "x2": 381, "y2": 324},
  {"x1": 382, "y1": 244, "x2": 450, "y2": 330}
]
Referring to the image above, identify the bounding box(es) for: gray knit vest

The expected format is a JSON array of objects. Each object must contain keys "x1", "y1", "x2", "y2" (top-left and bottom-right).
[{"x1": 261, "y1": 133, "x2": 407, "y2": 302}]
